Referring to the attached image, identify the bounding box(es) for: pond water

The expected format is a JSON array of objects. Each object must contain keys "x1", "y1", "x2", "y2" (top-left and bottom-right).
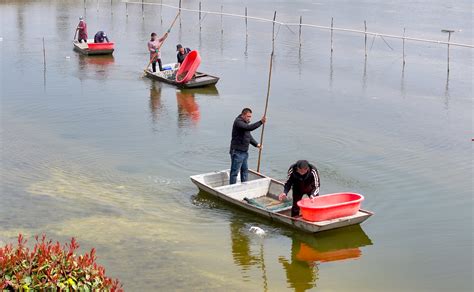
[{"x1": 0, "y1": 0, "x2": 472, "y2": 291}]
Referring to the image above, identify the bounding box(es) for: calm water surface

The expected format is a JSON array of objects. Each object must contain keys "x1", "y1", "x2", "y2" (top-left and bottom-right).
[{"x1": 0, "y1": 0, "x2": 472, "y2": 291}]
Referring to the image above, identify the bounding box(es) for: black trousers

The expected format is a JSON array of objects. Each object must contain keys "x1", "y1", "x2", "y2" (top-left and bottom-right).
[
  {"x1": 152, "y1": 59, "x2": 163, "y2": 72},
  {"x1": 291, "y1": 192, "x2": 318, "y2": 217}
]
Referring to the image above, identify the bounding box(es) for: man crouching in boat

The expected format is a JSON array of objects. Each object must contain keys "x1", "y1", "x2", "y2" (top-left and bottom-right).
[
  {"x1": 229, "y1": 108, "x2": 266, "y2": 185},
  {"x1": 279, "y1": 160, "x2": 320, "y2": 217},
  {"x1": 94, "y1": 31, "x2": 109, "y2": 43}
]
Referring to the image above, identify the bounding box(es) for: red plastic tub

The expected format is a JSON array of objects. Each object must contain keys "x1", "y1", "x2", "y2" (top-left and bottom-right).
[
  {"x1": 87, "y1": 42, "x2": 115, "y2": 51},
  {"x1": 297, "y1": 193, "x2": 364, "y2": 222},
  {"x1": 176, "y1": 50, "x2": 201, "y2": 83}
]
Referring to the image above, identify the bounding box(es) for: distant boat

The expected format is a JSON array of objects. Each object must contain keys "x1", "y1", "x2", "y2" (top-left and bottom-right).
[
  {"x1": 190, "y1": 169, "x2": 373, "y2": 233},
  {"x1": 73, "y1": 40, "x2": 114, "y2": 55},
  {"x1": 144, "y1": 63, "x2": 219, "y2": 89}
]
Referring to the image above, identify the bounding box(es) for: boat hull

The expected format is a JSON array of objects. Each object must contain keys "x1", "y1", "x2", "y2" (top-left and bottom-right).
[
  {"x1": 73, "y1": 40, "x2": 114, "y2": 55},
  {"x1": 144, "y1": 63, "x2": 219, "y2": 88}
]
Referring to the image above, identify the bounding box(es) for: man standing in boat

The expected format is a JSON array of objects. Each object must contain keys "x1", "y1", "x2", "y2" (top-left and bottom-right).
[
  {"x1": 75, "y1": 16, "x2": 88, "y2": 43},
  {"x1": 176, "y1": 44, "x2": 191, "y2": 65},
  {"x1": 148, "y1": 32, "x2": 168, "y2": 72},
  {"x1": 229, "y1": 108, "x2": 266, "y2": 185},
  {"x1": 279, "y1": 160, "x2": 320, "y2": 217}
]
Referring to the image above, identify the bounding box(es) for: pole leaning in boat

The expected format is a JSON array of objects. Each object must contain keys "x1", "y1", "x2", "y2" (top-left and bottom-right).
[
  {"x1": 257, "y1": 11, "x2": 277, "y2": 173},
  {"x1": 143, "y1": 11, "x2": 181, "y2": 74}
]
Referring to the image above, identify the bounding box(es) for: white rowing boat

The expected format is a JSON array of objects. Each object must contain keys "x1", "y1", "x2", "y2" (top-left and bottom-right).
[{"x1": 190, "y1": 169, "x2": 373, "y2": 233}]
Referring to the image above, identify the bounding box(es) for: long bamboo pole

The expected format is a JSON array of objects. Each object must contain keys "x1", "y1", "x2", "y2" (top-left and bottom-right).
[
  {"x1": 257, "y1": 11, "x2": 277, "y2": 173},
  {"x1": 143, "y1": 11, "x2": 181, "y2": 74}
]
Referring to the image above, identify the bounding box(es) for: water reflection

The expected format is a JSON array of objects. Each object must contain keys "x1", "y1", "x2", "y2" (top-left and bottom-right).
[
  {"x1": 230, "y1": 215, "x2": 372, "y2": 291},
  {"x1": 149, "y1": 82, "x2": 163, "y2": 126},
  {"x1": 77, "y1": 55, "x2": 115, "y2": 81},
  {"x1": 176, "y1": 90, "x2": 200, "y2": 127}
]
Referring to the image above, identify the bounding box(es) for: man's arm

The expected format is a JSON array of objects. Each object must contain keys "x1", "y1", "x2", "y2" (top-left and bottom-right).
[
  {"x1": 310, "y1": 168, "x2": 320, "y2": 197},
  {"x1": 234, "y1": 119, "x2": 263, "y2": 131},
  {"x1": 279, "y1": 168, "x2": 294, "y2": 201},
  {"x1": 158, "y1": 33, "x2": 169, "y2": 43},
  {"x1": 249, "y1": 134, "x2": 258, "y2": 148},
  {"x1": 283, "y1": 170, "x2": 294, "y2": 195},
  {"x1": 105, "y1": 36, "x2": 109, "y2": 42},
  {"x1": 148, "y1": 42, "x2": 155, "y2": 53}
]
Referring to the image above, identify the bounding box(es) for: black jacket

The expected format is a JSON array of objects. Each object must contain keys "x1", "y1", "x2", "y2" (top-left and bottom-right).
[
  {"x1": 283, "y1": 163, "x2": 320, "y2": 196},
  {"x1": 177, "y1": 48, "x2": 191, "y2": 64},
  {"x1": 230, "y1": 115, "x2": 263, "y2": 153},
  {"x1": 94, "y1": 31, "x2": 109, "y2": 43}
]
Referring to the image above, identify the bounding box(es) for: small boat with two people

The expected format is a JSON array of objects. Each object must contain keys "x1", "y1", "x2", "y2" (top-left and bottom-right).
[{"x1": 190, "y1": 169, "x2": 373, "y2": 233}]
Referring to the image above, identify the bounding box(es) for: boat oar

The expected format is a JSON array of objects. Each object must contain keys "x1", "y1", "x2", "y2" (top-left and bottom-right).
[
  {"x1": 256, "y1": 11, "x2": 277, "y2": 173},
  {"x1": 142, "y1": 11, "x2": 181, "y2": 75}
]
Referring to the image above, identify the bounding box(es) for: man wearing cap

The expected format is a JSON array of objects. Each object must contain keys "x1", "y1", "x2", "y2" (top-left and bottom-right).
[
  {"x1": 94, "y1": 31, "x2": 109, "y2": 43},
  {"x1": 148, "y1": 32, "x2": 168, "y2": 72},
  {"x1": 176, "y1": 44, "x2": 191, "y2": 65},
  {"x1": 75, "y1": 17, "x2": 88, "y2": 43},
  {"x1": 278, "y1": 160, "x2": 321, "y2": 217}
]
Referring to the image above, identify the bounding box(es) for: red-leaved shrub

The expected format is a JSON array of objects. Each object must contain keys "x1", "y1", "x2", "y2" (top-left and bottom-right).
[{"x1": 0, "y1": 234, "x2": 122, "y2": 291}]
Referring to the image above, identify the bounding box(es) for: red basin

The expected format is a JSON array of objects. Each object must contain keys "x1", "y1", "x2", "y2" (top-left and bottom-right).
[
  {"x1": 297, "y1": 193, "x2": 364, "y2": 222},
  {"x1": 176, "y1": 50, "x2": 201, "y2": 83},
  {"x1": 88, "y1": 42, "x2": 115, "y2": 51}
]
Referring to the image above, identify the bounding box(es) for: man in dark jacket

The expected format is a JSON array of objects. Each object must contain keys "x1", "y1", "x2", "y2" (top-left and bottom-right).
[
  {"x1": 94, "y1": 31, "x2": 109, "y2": 43},
  {"x1": 229, "y1": 108, "x2": 266, "y2": 184},
  {"x1": 176, "y1": 44, "x2": 191, "y2": 65},
  {"x1": 279, "y1": 160, "x2": 320, "y2": 217}
]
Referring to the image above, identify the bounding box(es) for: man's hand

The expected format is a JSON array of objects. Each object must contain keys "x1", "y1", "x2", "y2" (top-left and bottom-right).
[
  {"x1": 278, "y1": 193, "x2": 288, "y2": 201},
  {"x1": 261, "y1": 116, "x2": 267, "y2": 124},
  {"x1": 257, "y1": 144, "x2": 262, "y2": 149}
]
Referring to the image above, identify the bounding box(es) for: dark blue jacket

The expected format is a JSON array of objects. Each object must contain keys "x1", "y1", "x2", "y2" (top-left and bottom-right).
[
  {"x1": 94, "y1": 31, "x2": 109, "y2": 43},
  {"x1": 230, "y1": 115, "x2": 263, "y2": 153}
]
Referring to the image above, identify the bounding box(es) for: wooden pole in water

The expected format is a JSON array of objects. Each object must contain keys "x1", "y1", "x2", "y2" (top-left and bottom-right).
[
  {"x1": 299, "y1": 16, "x2": 302, "y2": 47},
  {"x1": 245, "y1": 7, "x2": 248, "y2": 38},
  {"x1": 84, "y1": 0, "x2": 86, "y2": 12},
  {"x1": 160, "y1": 0, "x2": 163, "y2": 24},
  {"x1": 142, "y1": 0, "x2": 144, "y2": 19},
  {"x1": 179, "y1": 0, "x2": 182, "y2": 28},
  {"x1": 257, "y1": 11, "x2": 277, "y2": 173},
  {"x1": 221, "y1": 5, "x2": 224, "y2": 34},
  {"x1": 125, "y1": 2, "x2": 128, "y2": 17},
  {"x1": 97, "y1": 0, "x2": 99, "y2": 12},
  {"x1": 42, "y1": 37, "x2": 46, "y2": 70},
  {"x1": 111, "y1": 0, "x2": 113, "y2": 15},
  {"x1": 199, "y1": 2, "x2": 202, "y2": 31},
  {"x1": 402, "y1": 28, "x2": 406, "y2": 66},
  {"x1": 364, "y1": 20, "x2": 367, "y2": 57},
  {"x1": 330, "y1": 17, "x2": 334, "y2": 52}
]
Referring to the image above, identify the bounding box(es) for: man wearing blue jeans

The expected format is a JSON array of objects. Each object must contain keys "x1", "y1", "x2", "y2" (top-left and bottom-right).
[{"x1": 229, "y1": 108, "x2": 266, "y2": 184}]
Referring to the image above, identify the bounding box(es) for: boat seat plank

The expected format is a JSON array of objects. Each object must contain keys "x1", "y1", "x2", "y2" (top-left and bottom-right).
[{"x1": 215, "y1": 178, "x2": 271, "y2": 200}]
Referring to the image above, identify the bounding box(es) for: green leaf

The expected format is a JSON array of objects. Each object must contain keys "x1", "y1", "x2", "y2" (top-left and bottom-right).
[{"x1": 24, "y1": 276, "x2": 32, "y2": 285}]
